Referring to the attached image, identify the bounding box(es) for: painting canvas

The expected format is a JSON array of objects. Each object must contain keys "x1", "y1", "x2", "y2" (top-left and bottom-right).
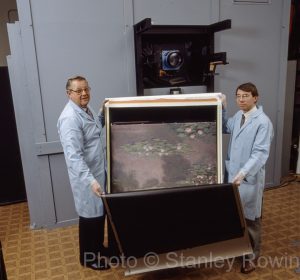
[{"x1": 110, "y1": 121, "x2": 217, "y2": 193}]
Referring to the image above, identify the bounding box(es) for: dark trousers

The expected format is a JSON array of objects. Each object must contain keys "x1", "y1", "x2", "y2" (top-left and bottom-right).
[
  {"x1": 79, "y1": 215, "x2": 105, "y2": 265},
  {"x1": 246, "y1": 218, "x2": 261, "y2": 259}
]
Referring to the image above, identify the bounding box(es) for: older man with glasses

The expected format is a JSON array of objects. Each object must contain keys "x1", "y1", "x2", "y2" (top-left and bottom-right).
[{"x1": 57, "y1": 75, "x2": 110, "y2": 270}]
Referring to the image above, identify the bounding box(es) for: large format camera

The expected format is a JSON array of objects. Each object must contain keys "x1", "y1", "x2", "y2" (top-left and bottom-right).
[{"x1": 134, "y1": 18, "x2": 231, "y2": 95}]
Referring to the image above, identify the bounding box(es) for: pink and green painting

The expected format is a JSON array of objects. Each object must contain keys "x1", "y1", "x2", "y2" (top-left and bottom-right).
[{"x1": 110, "y1": 122, "x2": 217, "y2": 193}]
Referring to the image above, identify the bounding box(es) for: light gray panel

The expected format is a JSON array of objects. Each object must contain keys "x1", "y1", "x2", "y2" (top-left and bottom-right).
[
  {"x1": 7, "y1": 22, "x2": 56, "y2": 228},
  {"x1": 29, "y1": 0, "x2": 135, "y2": 142},
  {"x1": 12, "y1": 0, "x2": 63, "y2": 228},
  {"x1": 216, "y1": 0, "x2": 283, "y2": 108},
  {"x1": 16, "y1": 0, "x2": 46, "y2": 144},
  {"x1": 49, "y1": 154, "x2": 77, "y2": 223},
  {"x1": 215, "y1": 0, "x2": 290, "y2": 186},
  {"x1": 35, "y1": 141, "x2": 63, "y2": 156},
  {"x1": 133, "y1": 0, "x2": 214, "y2": 24}
]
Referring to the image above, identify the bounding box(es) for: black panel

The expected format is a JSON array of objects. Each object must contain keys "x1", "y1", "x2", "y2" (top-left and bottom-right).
[
  {"x1": 109, "y1": 105, "x2": 217, "y2": 123},
  {"x1": 104, "y1": 183, "x2": 244, "y2": 258},
  {"x1": 0, "y1": 67, "x2": 26, "y2": 205}
]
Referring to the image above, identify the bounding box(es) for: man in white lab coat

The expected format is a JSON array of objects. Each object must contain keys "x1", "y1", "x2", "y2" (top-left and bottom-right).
[
  {"x1": 222, "y1": 82, "x2": 273, "y2": 274},
  {"x1": 57, "y1": 76, "x2": 110, "y2": 270}
]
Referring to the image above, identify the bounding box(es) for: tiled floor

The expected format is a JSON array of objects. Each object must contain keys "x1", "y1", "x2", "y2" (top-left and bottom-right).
[{"x1": 1, "y1": 177, "x2": 300, "y2": 279}]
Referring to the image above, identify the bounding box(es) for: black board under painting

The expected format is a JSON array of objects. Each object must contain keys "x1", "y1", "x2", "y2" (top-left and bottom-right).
[{"x1": 110, "y1": 121, "x2": 217, "y2": 193}]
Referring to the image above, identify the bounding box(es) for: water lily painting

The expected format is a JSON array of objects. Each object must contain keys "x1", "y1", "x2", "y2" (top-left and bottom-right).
[{"x1": 110, "y1": 121, "x2": 217, "y2": 193}]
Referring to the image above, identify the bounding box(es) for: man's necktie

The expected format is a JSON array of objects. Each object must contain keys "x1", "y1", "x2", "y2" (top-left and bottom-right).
[
  {"x1": 240, "y1": 114, "x2": 245, "y2": 128},
  {"x1": 86, "y1": 108, "x2": 94, "y2": 119}
]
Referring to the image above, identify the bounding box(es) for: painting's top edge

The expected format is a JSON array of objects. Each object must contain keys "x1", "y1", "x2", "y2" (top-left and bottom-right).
[
  {"x1": 106, "y1": 93, "x2": 221, "y2": 102},
  {"x1": 105, "y1": 93, "x2": 222, "y2": 107}
]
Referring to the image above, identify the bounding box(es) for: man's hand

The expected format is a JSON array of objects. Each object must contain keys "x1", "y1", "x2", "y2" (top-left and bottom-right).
[
  {"x1": 221, "y1": 94, "x2": 227, "y2": 109},
  {"x1": 232, "y1": 171, "x2": 245, "y2": 187},
  {"x1": 99, "y1": 99, "x2": 109, "y2": 115},
  {"x1": 91, "y1": 180, "x2": 104, "y2": 197}
]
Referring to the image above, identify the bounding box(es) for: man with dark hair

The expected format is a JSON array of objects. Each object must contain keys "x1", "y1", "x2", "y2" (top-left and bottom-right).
[
  {"x1": 57, "y1": 76, "x2": 110, "y2": 270},
  {"x1": 222, "y1": 82, "x2": 273, "y2": 274}
]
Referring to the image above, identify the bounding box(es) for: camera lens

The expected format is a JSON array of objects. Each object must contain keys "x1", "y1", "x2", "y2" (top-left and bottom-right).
[
  {"x1": 162, "y1": 50, "x2": 184, "y2": 71},
  {"x1": 168, "y1": 52, "x2": 183, "y2": 68}
]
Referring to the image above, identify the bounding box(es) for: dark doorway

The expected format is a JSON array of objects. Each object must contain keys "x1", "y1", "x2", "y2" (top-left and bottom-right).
[
  {"x1": 0, "y1": 66, "x2": 26, "y2": 205},
  {"x1": 288, "y1": 0, "x2": 300, "y2": 172}
]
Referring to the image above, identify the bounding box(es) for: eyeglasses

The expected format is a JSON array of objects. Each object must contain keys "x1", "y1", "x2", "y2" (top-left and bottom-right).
[
  {"x1": 236, "y1": 94, "x2": 251, "y2": 100},
  {"x1": 69, "y1": 87, "x2": 91, "y2": 95}
]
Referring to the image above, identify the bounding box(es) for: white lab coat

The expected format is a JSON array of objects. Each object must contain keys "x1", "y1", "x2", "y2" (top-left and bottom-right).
[
  {"x1": 223, "y1": 106, "x2": 273, "y2": 220},
  {"x1": 57, "y1": 100, "x2": 106, "y2": 218}
]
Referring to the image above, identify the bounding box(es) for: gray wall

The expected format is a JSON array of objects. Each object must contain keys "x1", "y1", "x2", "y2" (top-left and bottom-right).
[{"x1": 7, "y1": 0, "x2": 291, "y2": 228}]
